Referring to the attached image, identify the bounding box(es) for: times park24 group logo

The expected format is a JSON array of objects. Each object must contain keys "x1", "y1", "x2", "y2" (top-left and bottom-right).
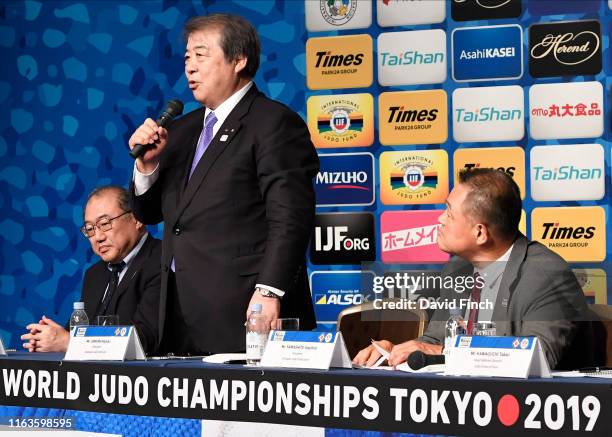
[
  {"x1": 378, "y1": 90, "x2": 447, "y2": 146},
  {"x1": 380, "y1": 150, "x2": 449, "y2": 205},
  {"x1": 306, "y1": 34, "x2": 373, "y2": 90},
  {"x1": 453, "y1": 147, "x2": 525, "y2": 198},
  {"x1": 307, "y1": 93, "x2": 373, "y2": 148},
  {"x1": 532, "y1": 207, "x2": 605, "y2": 262}
]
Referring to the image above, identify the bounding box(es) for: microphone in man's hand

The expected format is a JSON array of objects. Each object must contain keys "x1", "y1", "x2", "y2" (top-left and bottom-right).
[
  {"x1": 407, "y1": 351, "x2": 445, "y2": 370},
  {"x1": 129, "y1": 99, "x2": 184, "y2": 159}
]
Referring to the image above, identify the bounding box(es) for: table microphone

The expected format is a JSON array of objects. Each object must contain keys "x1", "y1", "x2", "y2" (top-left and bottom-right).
[
  {"x1": 129, "y1": 99, "x2": 184, "y2": 159},
  {"x1": 407, "y1": 351, "x2": 445, "y2": 370}
]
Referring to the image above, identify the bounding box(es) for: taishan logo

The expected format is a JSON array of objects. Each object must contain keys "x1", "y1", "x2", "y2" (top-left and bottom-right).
[
  {"x1": 531, "y1": 207, "x2": 605, "y2": 262},
  {"x1": 307, "y1": 35, "x2": 373, "y2": 90},
  {"x1": 379, "y1": 90, "x2": 447, "y2": 145},
  {"x1": 381, "y1": 50, "x2": 443, "y2": 66},
  {"x1": 380, "y1": 150, "x2": 449, "y2": 205},
  {"x1": 455, "y1": 106, "x2": 521, "y2": 122},
  {"x1": 307, "y1": 94, "x2": 373, "y2": 148}
]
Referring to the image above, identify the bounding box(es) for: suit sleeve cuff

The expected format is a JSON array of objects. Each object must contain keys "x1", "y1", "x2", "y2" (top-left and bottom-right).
[
  {"x1": 256, "y1": 283, "x2": 286, "y2": 298},
  {"x1": 133, "y1": 162, "x2": 160, "y2": 196}
]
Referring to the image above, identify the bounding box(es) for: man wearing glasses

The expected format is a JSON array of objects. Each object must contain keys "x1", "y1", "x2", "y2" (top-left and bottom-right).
[{"x1": 21, "y1": 186, "x2": 162, "y2": 354}]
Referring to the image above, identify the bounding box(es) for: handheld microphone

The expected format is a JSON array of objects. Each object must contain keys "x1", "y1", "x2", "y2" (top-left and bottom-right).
[
  {"x1": 407, "y1": 351, "x2": 445, "y2": 370},
  {"x1": 129, "y1": 99, "x2": 184, "y2": 159}
]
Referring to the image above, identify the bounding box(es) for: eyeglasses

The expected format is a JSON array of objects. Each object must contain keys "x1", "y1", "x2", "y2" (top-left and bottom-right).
[{"x1": 80, "y1": 210, "x2": 132, "y2": 238}]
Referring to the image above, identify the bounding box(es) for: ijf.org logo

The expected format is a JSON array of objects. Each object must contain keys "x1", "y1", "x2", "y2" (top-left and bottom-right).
[
  {"x1": 307, "y1": 94, "x2": 374, "y2": 148},
  {"x1": 320, "y1": 0, "x2": 357, "y2": 26},
  {"x1": 380, "y1": 150, "x2": 448, "y2": 205},
  {"x1": 310, "y1": 213, "x2": 375, "y2": 265}
]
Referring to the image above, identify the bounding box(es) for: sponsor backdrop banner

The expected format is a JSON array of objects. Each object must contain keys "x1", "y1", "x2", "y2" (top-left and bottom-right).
[{"x1": 1, "y1": 0, "x2": 612, "y2": 361}]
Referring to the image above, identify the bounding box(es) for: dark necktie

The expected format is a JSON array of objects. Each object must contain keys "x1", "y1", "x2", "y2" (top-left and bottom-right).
[
  {"x1": 99, "y1": 261, "x2": 126, "y2": 316},
  {"x1": 467, "y1": 273, "x2": 482, "y2": 335}
]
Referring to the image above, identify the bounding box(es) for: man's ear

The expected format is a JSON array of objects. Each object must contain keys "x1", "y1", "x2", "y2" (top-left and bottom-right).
[
  {"x1": 234, "y1": 56, "x2": 247, "y2": 75},
  {"x1": 474, "y1": 223, "x2": 490, "y2": 246}
]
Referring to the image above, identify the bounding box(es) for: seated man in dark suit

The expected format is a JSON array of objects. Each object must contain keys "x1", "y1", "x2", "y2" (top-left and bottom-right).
[
  {"x1": 21, "y1": 185, "x2": 162, "y2": 354},
  {"x1": 354, "y1": 168, "x2": 598, "y2": 370}
]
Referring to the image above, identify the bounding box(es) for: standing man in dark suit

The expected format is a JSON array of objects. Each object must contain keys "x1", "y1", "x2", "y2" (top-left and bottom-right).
[
  {"x1": 354, "y1": 169, "x2": 597, "y2": 370},
  {"x1": 128, "y1": 14, "x2": 318, "y2": 355},
  {"x1": 21, "y1": 186, "x2": 161, "y2": 354}
]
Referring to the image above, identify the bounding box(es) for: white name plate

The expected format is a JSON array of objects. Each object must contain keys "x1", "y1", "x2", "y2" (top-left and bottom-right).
[
  {"x1": 64, "y1": 326, "x2": 145, "y2": 361},
  {"x1": 445, "y1": 336, "x2": 551, "y2": 379},
  {"x1": 260, "y1": 331, "x2": 352, "y2": 370},
  {"x1": 0, "y1": 337, "x2": 6, "y2": 355}
]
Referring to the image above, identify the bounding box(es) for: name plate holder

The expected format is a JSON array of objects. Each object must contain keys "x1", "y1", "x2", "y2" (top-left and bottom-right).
[
  {"x1": 64, "y1": 326, "x2": 145, "y2": 361},
  {"x1": 0, "y1": 337, "x2": 6, "y2": 356},
  {"x1": 445, "y1": 336, "x2": 551, "y2": 379},
  {"x1": 260, "y1": 331, "x2": 352, "y2": 370}
]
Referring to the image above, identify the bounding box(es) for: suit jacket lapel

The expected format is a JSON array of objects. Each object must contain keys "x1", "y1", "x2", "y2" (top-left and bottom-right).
[
  {"x1": 90, "y1": 267, "x2": 110, "y2": 318},
  {"x1": 108, "y1": 235, "x2": 153, "y2": 312},
  {"x1": 172, "y1": 85, "x2": 261, "y2": 227},
  {"x1": 491, "y1": 234, "x2": 528, "y2": 334}
]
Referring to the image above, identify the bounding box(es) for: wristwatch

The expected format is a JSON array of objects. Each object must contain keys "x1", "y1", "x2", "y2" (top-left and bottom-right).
[{"x1": 256, "y1": 287, "x2": 281, "y2": 299}]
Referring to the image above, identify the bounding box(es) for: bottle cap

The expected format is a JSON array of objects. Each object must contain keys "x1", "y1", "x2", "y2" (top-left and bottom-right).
[
  {"x1": 73, "y1": 302, "x2": 85, "y2": 310},
  {"x1": 251, "y1": 303, "x2": 262, "y2": 313}
]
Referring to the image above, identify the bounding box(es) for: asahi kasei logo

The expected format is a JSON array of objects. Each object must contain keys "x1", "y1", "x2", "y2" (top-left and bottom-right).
[{"x1": 529, "y1": 20, "x2": 602, "y2": 77}]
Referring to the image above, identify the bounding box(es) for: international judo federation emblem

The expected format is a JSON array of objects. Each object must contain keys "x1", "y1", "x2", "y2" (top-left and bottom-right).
[
  {"x1": 389, "y1": 155, "x2": 438, "y2": 200},
  {"x1": 403, "y1": 165, "x2": 426, "y2": 191},
  {"x1": 320, "y1": 0, "x2": 357, "y2": 26},
  {"x1": 331, "y1": 109, "x2": 350, "y2": 134}
]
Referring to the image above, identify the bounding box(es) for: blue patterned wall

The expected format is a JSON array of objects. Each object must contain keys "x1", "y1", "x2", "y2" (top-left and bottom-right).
[
  {"x1": 0, "y1": 0, "x2": 310, "y2": 346},
  {"x1": 1, "y1": 0, "x2": 611, "y2": 348}
]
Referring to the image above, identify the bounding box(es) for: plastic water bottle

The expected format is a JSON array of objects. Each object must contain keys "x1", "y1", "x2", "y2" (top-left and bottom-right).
[
  {"x1": 246, "y1": 304, "x2": 269, "y2": 365},
  {"x1": 444, "y1": 307, "x2": 466, "y2": 356},
  {"x1": 69, "y1": 302, "x2": 89, "y2": 330}
]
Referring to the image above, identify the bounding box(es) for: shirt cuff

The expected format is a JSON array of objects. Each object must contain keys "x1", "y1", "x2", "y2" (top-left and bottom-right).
[
  {"x1": 256, "y1": 283, "x2": 286, "y2": 298},
  {"x1": 133, "y1": 162, "x2": 160, "y2": 196}
]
